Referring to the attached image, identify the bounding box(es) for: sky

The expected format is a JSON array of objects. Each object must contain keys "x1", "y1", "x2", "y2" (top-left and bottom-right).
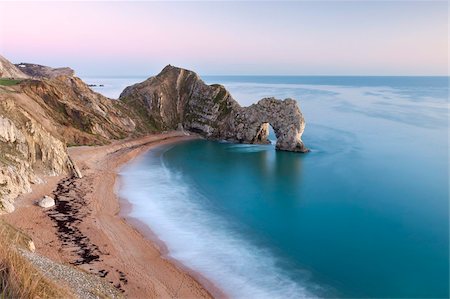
[{"x1": 0, "y1": 1, "x2": 448, "y2": 76}]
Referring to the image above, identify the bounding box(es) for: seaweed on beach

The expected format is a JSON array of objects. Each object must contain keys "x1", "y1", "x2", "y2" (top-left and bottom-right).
[{"x1": 47, "y1": 177, "x2": 101, "y2": 266}]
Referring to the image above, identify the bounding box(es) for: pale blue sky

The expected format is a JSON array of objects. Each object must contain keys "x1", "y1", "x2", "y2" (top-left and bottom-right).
[{"x1": 0, "y1": 1, "x2": 447, "y2": 76}]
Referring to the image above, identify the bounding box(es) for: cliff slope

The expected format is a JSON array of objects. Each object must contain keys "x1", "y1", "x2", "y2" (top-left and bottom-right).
[
  {"x1": 0, "y1": 55, "x2": 29, "y2": 79},
  {"x1": 14, "y1": 63, "x2": 75, "y2": 79},
  {"x1": 0, "y1": 57, "x2": 157, "y2": 213},
  {"x1": 0, "y1": 92, "x2": 81, "y2": 212}
]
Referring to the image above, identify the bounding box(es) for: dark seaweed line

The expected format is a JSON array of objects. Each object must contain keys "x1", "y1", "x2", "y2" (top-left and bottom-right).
[
  {"x1": 47, "y1": 177, "x2": 101, "y2": 265},
  {"x1": 46, "y1": 175, "x2": 127, "y2": 292}
]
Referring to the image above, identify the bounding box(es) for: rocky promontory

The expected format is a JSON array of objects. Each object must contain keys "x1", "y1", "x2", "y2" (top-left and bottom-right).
[{"x1": 120, "y1": 65, "x2": 308, "y2": 152}]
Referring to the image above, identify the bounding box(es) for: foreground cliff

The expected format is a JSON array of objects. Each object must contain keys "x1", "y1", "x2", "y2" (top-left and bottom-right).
[
  {"x1": 120, "y1": 65, "x2": 308, "y2": 152},
  {"x1": 0, "y1": 99, "x2": 80, "y2": 212},
  {"x1": 0, "y1": 57, "x2": 159, "y2": 212},
  {"x1": 0, "y1": 72, "x2": 160, "y2": 212}
]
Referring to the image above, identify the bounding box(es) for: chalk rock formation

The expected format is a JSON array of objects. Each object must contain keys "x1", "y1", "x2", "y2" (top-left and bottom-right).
[
  {"x1": 222, "y1": 98, "x2": 308, "y2": 152},
  {"x1": 15, "y1": 63, "x2": 75, "y2": 79},
  {"x1": 120, "y1": 65, "x2": 308, "y2": 152},
  {"x1": 0, "y1": 108, "x2": 80, "y2": 212},
  {"x1": 38, "y1": 196, "x2": 55, "y2": 208},
  {"x1": 0, "y1": 55, "x2": 29, "y2": 79}
]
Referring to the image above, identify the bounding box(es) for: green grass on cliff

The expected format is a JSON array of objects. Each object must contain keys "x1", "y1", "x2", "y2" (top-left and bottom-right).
[{"x1": 0, "y1": 79, "x2": 22, "y2": 86}]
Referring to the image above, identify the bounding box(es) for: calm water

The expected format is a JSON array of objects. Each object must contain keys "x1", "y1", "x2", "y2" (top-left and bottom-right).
[
  {"x1": 80, "y1": 76, "x2": 147, "y2": 99},
  {"x1": 118, "y1": 76, "x2": 449, "y2": 298}
]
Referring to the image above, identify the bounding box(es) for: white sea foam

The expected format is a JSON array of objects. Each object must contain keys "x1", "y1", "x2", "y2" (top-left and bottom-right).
[{"x1": 119, "y1": 148, "x2": 318, "y2": 299}]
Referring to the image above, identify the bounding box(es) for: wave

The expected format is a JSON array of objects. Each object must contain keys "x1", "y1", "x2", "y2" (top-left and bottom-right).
[{"x1": 119, "y1": 145, "x2": 319, "y2": 299}]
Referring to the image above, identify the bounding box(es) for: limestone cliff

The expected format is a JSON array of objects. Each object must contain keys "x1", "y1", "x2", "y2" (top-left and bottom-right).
[
  {"x1": 220, "y1": 98, "x2": 307, "y2": 152},
  {"x1": 0, "y1": 73, "x2": 145, "y2": 212},
  {"x1": 19, "y1": 76, "x2": 144, "y2": 145},
  {"x1": 120, "y1": 65, "x2": 308, "y2": 152},
  {"x1": 0, "y1": 57, "x2": 154, "y2": 213},
  {"x1": 0, "y1": 99, "x2": 81, "y2": 213}
]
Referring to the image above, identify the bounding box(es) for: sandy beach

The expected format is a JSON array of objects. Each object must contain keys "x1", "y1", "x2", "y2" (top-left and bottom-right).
[{"x1": 2, "y1": 131, "x2": 224, "y2": 298}]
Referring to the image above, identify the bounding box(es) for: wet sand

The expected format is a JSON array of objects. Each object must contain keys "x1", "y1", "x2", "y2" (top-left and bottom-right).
[{"x1": 3, "y1": 132, "x2": 225, "y2": 298}]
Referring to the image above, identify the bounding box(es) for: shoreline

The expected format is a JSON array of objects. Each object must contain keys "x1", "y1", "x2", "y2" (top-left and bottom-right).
[
  {"x1": 115, "y1": 137, "x2": 227, "y2": 299},
  {"x1": 2, "y1": 132, "x2": 225, "y2": 298}
]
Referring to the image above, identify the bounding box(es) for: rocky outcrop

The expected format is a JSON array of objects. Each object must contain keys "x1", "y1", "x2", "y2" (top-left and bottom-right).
[
  {"x1": 0, "y1": 55, "x2": 29, "y2": 79},
  {"x1": 220, "y1": 98, "x2": 307, "y2": 152},
  {"x1": 120, "y1": 65, "x2": 240, "y2": 133},
  {"x1": 14, "y1": 63, "x2": 75, "y2": 79},
  {"x1": 120, "y1": 65, "x2": 308, "y2": 152}
]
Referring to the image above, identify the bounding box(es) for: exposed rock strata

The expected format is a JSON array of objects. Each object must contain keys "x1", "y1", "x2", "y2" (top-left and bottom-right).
[
  {"x1": 0, "y1": 56, "x2": 154, "y2": 213},
  {"x1": 0, "y1": 103, "x2": 81, "y2": 211},
  {"x1": 19, "y1": 76, "x2": 142, "y2": 145},
  {"x1": 0, "y1": 72, "x2": 153, "y2": 212},
  {"x1": 222, "y1": 98, "x2": 307, "y2": 152},
  {"x1": 120, "y1": 65, "x2": 308, "y2": 152}
]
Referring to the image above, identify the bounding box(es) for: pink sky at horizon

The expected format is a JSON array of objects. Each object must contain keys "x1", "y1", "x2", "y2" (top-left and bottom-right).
[{"x1": 0, "y1": 1, "x2": 447, "y2": 76}]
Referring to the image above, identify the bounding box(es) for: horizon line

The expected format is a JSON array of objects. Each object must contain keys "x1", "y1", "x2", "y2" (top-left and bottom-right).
[{"x1": 79, "y1": 74, "x2": 450, "y2": 78}]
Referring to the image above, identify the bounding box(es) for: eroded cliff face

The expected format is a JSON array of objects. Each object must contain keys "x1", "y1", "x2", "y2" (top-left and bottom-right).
[
  {"x1": 120, "y1": 66, "x2": 239, "y2": 133},
  {"x1": 120, "y1": 65, "x2": 308, "y2": 152},
  {"x1": 0, "y1": 56, "x2": 157, "y2": 213},
  {"x1": 0, "y1": 99, "x2": 81, "y2": 212},
  {"x1": 20, "y1": 76, "x2": 142, "y2": 145}
]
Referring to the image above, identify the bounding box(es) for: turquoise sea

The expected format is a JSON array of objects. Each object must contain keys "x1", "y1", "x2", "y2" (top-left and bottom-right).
[{"x1": 107, "y1": 76, "x2": 449, "y2": 298}]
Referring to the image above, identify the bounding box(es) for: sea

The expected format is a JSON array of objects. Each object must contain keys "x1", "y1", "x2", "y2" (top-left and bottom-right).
[{"x1": 82, "y1": 75, "x2": 449, "y2": 298}]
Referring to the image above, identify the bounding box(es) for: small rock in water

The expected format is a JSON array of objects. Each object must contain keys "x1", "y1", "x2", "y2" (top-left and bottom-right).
[{"x1": 38, "y1": 195, "x2": 55, "y2": 208}]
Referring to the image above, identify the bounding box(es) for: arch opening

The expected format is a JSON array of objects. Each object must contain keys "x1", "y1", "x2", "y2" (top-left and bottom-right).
[{"x1": 252, "y1": 122, "x2": 279, "y2": 145}]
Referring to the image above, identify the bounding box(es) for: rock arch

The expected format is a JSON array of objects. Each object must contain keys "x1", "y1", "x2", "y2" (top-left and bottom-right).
[
  {"x1": 120, "y1": 66, "x2": 309, "y2": 153},
  {"x1": 223, "y1": 98, "x2": 308, "y2": 152}
]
